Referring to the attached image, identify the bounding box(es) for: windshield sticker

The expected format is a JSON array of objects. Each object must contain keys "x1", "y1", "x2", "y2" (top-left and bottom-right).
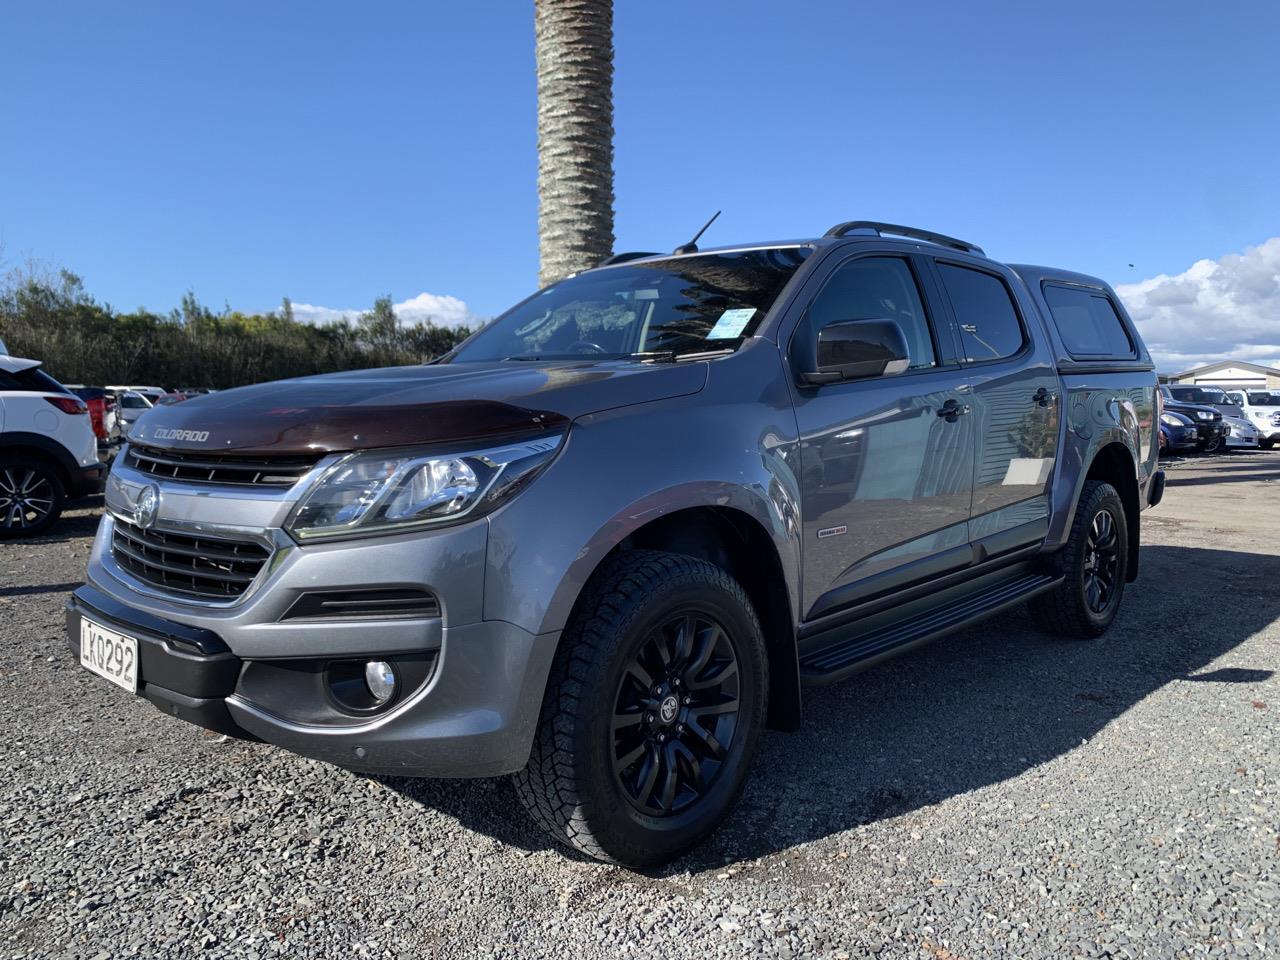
[{"x1": 706, "y1": 308, "x2": 756, "y2": 340}]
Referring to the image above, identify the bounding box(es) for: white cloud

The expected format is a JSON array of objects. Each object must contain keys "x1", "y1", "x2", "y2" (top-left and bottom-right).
[
  {"x1": 1116, "y1": 237, "x2": 1280, "y2": 373},
  {"x1": 290, "y1": 292, "x2": 482, "y2": 330}
]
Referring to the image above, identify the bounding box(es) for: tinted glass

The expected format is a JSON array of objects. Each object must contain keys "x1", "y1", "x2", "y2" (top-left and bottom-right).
[
  {"x1": 0, "y1": 366, "x2": 71, "y2": 394},
  {"x1": 120, "y1": 394, "x2": 151, "y2": 409},
  {"x1": 1248, "y1": 392, "x2": 1280, "y2": 405},
  {"x1": 804, "y1": 257, "x2": 935, "y2": 370},
  {"x1": 1042, "y1": 285, "x2": 1135, "y2": 358},
  {"x1": 450, "y1": 247, "x2": 811, "y2": 362},
  {"x1": 937, "y1": 264, "x2": 1025, "y2": 361},
  {"x1": 1169, "y1": 386, "x2": 1230, "y2": 405}
]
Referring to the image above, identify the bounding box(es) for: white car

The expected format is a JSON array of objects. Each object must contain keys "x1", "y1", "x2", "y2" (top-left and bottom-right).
[
  {"x1": 1224, "y1": 390, "x2": 1280, "y2": 449},
  {"x1": 1224, "y1": 416, "x2": 1260, "y2": 450},
  {"x1": 0, "y1": 355, "x2": 105, "y2": 537},
  {"x1": 113, "y1": 390, "x2": 154, "y2": 429}
]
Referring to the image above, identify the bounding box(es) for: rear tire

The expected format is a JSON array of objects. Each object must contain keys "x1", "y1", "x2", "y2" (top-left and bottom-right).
[
  {"x1": 0, "y1": 458, "x2": 65, "y2": 539},
  {"x1": 1029, "y1": 480, "x2": 1128, "y2": 639},
  {"x1": 514, "y1": 550, "x2": 767, "y2": 868}
]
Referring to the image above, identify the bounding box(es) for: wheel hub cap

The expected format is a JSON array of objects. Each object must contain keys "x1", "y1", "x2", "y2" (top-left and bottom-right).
[
  {"x1": 1083, "y1": 508, "x2": 1120, "y2": 614},
  {"x1": 611, "y1": 612, "x2": 742, "y2": 817}
]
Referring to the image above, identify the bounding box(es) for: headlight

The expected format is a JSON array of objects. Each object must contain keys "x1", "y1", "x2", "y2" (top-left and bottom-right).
[
  {"x1": 285, "y1": 432, "x2": 564, "y2": 542},
  {"x1": 1159, "y1": 413, "x2": 1182, "y2": 427},
  {"x1": 1195, "y1": 410, "x2": 1214, "y2": 420}
]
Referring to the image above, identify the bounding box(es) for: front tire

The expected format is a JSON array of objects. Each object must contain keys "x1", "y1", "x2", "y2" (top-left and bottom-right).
[
  {"x1": 1200, "y1": 432, "x2": 1225, "y2": 454},
  {"x1": 514, "y1": 550, "x2": 767, "y2": 868},
  {"x1": 0, "y1": 459, "x2": 65, "y2": 539},
  {"x1": 1030, "y1": 480, "x2": 1128, "y2": 639}
]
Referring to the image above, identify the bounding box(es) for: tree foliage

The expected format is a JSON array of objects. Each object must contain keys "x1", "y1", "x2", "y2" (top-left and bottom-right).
[{"x1": 0, "y1": 266, "x2": 472, "y2": 388}]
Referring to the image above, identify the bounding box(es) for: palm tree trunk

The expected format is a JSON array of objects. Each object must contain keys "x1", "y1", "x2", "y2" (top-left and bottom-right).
[{"x1": 535, "y1": 0, "x2": 615, "y2": 287}]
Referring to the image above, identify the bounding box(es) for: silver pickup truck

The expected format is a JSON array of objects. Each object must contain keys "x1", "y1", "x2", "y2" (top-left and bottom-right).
[{"x1": 68, "y1": 221, "x2": 1163, "y2": 866}]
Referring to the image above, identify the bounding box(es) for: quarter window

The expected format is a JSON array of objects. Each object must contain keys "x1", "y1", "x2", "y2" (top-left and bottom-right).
[
  {"x1": 937, "y1": 263, "x2": 1025, "y2": 362},
  {"x1": 1042, "y1": 284, "x2": 1134, "y2": 358},
  {"x1": 804, "y1": 257, "x2": 936, "y2": 371}
]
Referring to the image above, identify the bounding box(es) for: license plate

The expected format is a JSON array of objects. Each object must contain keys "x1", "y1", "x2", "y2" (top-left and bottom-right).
[{"x1": 79, "y1": 618, "x2": 139, "y2": 693}]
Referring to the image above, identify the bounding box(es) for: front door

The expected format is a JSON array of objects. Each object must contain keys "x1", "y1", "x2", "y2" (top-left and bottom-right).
[{"x1": 789, "y1": 253, "x2": 976, "y2": 621}]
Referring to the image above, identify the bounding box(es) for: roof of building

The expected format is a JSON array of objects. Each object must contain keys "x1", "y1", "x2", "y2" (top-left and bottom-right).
[{"x1": 1171, "y1": 359, "x2": 1280, "y2": 379}]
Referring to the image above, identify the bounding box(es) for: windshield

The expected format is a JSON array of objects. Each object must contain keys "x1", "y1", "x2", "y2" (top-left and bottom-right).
[
  {"x1": 449, "y1": 247, "x2": 812, "y2": 363},
  {"x1": 1169, "y1": 386, "x2": 1230, "y2": 405},
  {"x1": 1247, "y1": 391, "x2": 1280, "y2": 405},
  {"x1": 121, "y1": 394, "x2": 151, "y2": 409}
]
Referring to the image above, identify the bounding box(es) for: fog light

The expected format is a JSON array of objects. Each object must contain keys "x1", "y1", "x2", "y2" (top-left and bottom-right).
[{"x1": 364, "y1": 661, "x2": 396, "y2": 703}]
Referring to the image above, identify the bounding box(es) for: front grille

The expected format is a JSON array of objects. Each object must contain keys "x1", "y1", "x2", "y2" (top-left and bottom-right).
[
  {"x1": 111, "y1": 518, "x2": 271, "y2": 601},
  {"x1": 126, "y1": 445, "x2": 321, "y2": 487}
]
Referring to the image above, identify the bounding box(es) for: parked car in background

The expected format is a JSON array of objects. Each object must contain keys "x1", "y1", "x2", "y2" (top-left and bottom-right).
[
  {"x1": 113, "y1": 390, "x2": 154, "y2": 429},
  {"x1": 107, "y1": 385, "x2": 167, "y2": 407},
  {"x1": 1159, "y1": 387, "x2": 1229, "y2": 453},
  {"x1": 70, "y1": 220, "x2": 1163, "y2": 866},
  {"x1": 1159, "y1": 410, "x2": 1199, "y2": 455},
  {"x1": 155, "y1": 392, "x2": 189, "y2": 406},
  {"x1": 1224, "y1": 416, "x2": 1260, "y2": 450},
  {"x1": 0, "y1": 356, "x2": 105, "y2": 536},
  {"x1": 66, "y1": 386, "x2": 120, "y2": 443},
  {"x1": 1224, "y1": 389, "x2": 1280, "y2": 449},
  {"x1": 1165, "y1": 384, "x2": 1245, "y2": 421}
]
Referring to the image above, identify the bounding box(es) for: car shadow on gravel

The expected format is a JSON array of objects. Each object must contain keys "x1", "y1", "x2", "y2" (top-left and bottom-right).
[{"x1": 380, "y1": 544, "x2": 1280, "y2": 873}]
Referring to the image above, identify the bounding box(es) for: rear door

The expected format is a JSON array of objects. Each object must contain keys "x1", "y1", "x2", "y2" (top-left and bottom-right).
[
  {"x1": 787, "y1": 250, "x2": 976, "y2": 622},
  {"x1": 930, "y1": 259, "x2": 1059, "y2": 552}
]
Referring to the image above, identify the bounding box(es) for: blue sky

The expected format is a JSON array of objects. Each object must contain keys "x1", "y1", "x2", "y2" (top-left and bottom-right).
[{"x1": 2, "y1": 1, "x2": 1278, "y2": 366}]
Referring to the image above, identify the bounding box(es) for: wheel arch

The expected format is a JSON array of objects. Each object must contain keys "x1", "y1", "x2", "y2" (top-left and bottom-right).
[
  {"x1": 1080, "y1": 441, "x2": 1141, "y2": 582},
  {"x1": 0, "y1": 432, "x2": 74, "y2": 489},
  {"x1": 562, "y1": 504, "x2": 802, "y2": 732}
]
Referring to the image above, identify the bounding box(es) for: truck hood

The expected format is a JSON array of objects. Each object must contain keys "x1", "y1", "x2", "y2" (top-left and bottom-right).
[{"x1": 126, "y1": 359, "x2": 708, "y2": 454}]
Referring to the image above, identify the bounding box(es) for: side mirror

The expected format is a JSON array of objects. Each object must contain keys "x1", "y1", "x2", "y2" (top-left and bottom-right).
[{"x1": 802, "y1": 319, "x2": 910, "y2": 384}]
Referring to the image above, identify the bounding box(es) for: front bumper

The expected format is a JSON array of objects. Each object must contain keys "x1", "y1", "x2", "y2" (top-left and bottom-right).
[{"x1": 68, "y1": 584, "x2": 560, "y2": 779}]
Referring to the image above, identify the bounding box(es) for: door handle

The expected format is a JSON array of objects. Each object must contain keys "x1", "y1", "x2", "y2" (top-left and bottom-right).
[
  {"x1": 937, "y1": 399, "x2": 971, "y2": 423},
  {"x1": 1032, "y1": 387, "x2": 1056, "y2": 407}
]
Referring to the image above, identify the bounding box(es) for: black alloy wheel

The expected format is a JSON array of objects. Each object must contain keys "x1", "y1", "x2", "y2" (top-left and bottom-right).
[
  {"x1": 611, "y1": 611, "x2": 741, "y2": 817},
  {"x1": 515, "y1": 550, "x2": 767, "y2": 867},
  {"x1": 1082, "y1": 508, "x2": 1120, "y2": 615},
  {"x1": 1028, "y1": 479, "x2": 1128, "y2": 639}
]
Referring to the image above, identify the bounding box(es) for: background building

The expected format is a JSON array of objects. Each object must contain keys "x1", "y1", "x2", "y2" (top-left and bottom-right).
[{"x1": 1165, "y1": 360, "x2": 1280, "y2": 389}]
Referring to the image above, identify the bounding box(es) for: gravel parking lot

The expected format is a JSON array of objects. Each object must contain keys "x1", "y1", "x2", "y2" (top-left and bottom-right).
[{"x1": 2, "y1": 452, "x2": 1277, "y2": 960}]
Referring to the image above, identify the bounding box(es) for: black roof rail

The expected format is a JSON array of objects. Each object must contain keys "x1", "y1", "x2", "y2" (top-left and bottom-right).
[
  {"x1": 598, "y1": 251, "x2": 660, "y2": 266},
  {"x1": 824, "y1": 220, "x2": 984, "y2": 256}
]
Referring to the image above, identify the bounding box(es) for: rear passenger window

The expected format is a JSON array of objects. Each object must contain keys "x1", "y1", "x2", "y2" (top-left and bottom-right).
[
  {"x1": 936, "y1": 264, "x2": 1025, "y2": 362},
  {"x1": 1042, "y1": 284, "x2": 1135, "y2": 358}
]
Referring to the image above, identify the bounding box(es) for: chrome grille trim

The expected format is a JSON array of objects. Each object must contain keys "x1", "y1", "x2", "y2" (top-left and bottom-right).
[
  {"x1": 126, "y1": 444, "x2": 322, "y2": 487},
  {"x1": 110, "y1": 517, "x2": 272, "y2": 601}
]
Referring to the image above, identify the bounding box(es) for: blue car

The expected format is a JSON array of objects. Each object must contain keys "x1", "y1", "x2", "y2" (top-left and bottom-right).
[{"x1": 1160, "y1": 411, "x2": 1199, "y2": 454}]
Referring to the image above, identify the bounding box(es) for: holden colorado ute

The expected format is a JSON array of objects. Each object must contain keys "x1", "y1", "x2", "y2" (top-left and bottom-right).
[{"x1": 69, "y1": 221, "x2": 1162, "y2": 866}]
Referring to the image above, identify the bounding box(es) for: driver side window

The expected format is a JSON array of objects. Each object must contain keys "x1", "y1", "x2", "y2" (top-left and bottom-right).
[{"x1": 806, "y1": 257, "x2": 936, "y2": 371}]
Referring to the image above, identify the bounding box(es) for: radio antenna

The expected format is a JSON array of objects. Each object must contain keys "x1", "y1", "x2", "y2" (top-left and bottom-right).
[{"x1": 673, "y1": 210, "x2": 721, "y2": 255}]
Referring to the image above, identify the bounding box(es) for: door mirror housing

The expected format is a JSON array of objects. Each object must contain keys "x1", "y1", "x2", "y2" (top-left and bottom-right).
[{"x1": 802, "y1": 319, "x2": 911, "y2": 384}]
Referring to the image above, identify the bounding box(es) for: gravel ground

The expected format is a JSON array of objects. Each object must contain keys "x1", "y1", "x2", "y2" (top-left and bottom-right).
[{"x1": 2, "y1": 452, "x2": 1277, "y2": 959}]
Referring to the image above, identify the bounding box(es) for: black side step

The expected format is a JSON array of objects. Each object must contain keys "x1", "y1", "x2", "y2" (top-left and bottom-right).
[{"x1": 799, "y1": 572, "x2": 1061, "y2": 683}]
